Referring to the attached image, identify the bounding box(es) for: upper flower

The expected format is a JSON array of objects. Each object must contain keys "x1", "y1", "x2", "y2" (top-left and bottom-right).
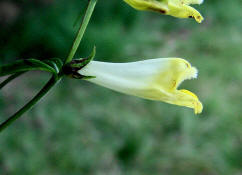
[
  {"x1": 123, "y1": 0, "x2": 204, "y2": 23},
  {"x1": 78, "y1": 58, "x2": 203, "y2": 114}
]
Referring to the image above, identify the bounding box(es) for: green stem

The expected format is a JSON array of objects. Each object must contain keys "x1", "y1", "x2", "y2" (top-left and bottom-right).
[
  {"x1": 0, "y1": 72, "x2": 26, "y2": 90},
  {"x1": 0, "y1": 76, "x2": 60, "y2": 133},
  {"x1": 0, "y1": 0, "x2": 98, "y2": 133},
  {"x1": 65, "y1": 0, "x2": 97, "y2": 64}
]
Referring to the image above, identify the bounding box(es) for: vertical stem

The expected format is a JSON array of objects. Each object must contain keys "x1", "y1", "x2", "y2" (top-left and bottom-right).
[
  {"x1": 0, "y1": 76, "x2": 60, "y2": 133},
  {"x1": 65, "y1": 0, "x2": 98, "y2": 64},
  {"x1": 0, "y1": 0, "x2": 98, "y2": 133}
]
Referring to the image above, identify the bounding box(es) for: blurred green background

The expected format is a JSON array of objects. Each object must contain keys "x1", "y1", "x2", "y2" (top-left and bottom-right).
[{"x1": 0, "y1": 0, "x2": 242, "y2": 174}]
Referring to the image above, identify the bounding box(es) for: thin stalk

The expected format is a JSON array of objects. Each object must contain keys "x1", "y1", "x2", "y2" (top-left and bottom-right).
[
  {"x1": 0, "y1": 0, "x2": 98, "y2": 133},
  {"x1": 65, "y1": 0, "x2": 97, "y2": 64},
  {"x1": 0, "y1": 76, "x2": 60, "y2": 133},
  {"x1": 0, "y1": 72, "x2": 26, "y2": 90}
]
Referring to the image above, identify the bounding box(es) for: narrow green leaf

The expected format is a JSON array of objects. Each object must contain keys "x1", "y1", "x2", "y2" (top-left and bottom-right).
[{"x1": 0, "y1": 59, "x2": 57, "y2": 77}]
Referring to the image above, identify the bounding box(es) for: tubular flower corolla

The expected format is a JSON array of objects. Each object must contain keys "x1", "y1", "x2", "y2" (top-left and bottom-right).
[{"x1": 78, "y1": 58, "x2": 203, "y2": 114}]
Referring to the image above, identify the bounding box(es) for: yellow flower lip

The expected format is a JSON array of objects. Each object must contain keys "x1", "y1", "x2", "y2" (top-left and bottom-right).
[
  {"x1": 189, "y1": 15, "x2": 203, "y2": 23},
  {"x1": 187, "y1": 8, "x2": 204, "y2": 23},
  {"x1": 179, "y1": 89, "x2": 203, "y2": 114},
  {"x1": 154, "y1": 58, "x2": 203, "y2": 114},
  {"x1": 123, "y1": 0, "x2": 204, "y2": 23}
]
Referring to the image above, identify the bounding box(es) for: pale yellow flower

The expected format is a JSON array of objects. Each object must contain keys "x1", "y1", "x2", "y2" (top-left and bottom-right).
[
  {"x1": 78, "y1": 58, "x2": 203, "y2": 114},
  {"x1": 123, "y1": 0, "x2": 204, "y2": 23}
]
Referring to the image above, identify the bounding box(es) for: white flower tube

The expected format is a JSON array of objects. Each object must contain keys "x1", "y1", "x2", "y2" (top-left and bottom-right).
[{"x1": 78, "y1": 58, "x2": 203, "y2": 114}]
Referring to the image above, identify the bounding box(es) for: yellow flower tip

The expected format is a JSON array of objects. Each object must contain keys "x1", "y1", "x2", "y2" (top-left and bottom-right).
[
  {"x1": 184, "y1": 0, "x2": 204, "y2": 23},
  {"x1": 159, "y1": 58, "x2": 203, "y2": 114},
  {"x1": 188, "y1": 8, "x2": 204, "y2": 23},
  {"x1": 167, "y1": 3, "x2": 204, "y2": 23},
  {"x1": 123, "y1": 0, "x2": 204, "y2": 23},
  {"x1": 179, "y1": 89, "x2": 203, "y2": 114},
  {"x1": 194, "y1": 14, "x2": 204, "y2": 23}
]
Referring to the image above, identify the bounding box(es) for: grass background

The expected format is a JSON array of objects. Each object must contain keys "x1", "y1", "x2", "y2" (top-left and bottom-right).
[{"x1": 0, "y1": 0, "x2": 242, "y2": 174}]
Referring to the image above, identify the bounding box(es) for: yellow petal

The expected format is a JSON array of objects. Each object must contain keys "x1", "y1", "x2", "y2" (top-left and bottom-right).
[
  {"x1": 178, "y1": 89, "x2": 203, "y2": 114},
  {"x1": 147, "y1": 58, "x2": 202, "y2": 114},
  {"x1": 123, "y1": 0, "x2": 204, "y2": 23},
  {"x1": 167, "y1": 2, "x2": 204, "y2": 23}
]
